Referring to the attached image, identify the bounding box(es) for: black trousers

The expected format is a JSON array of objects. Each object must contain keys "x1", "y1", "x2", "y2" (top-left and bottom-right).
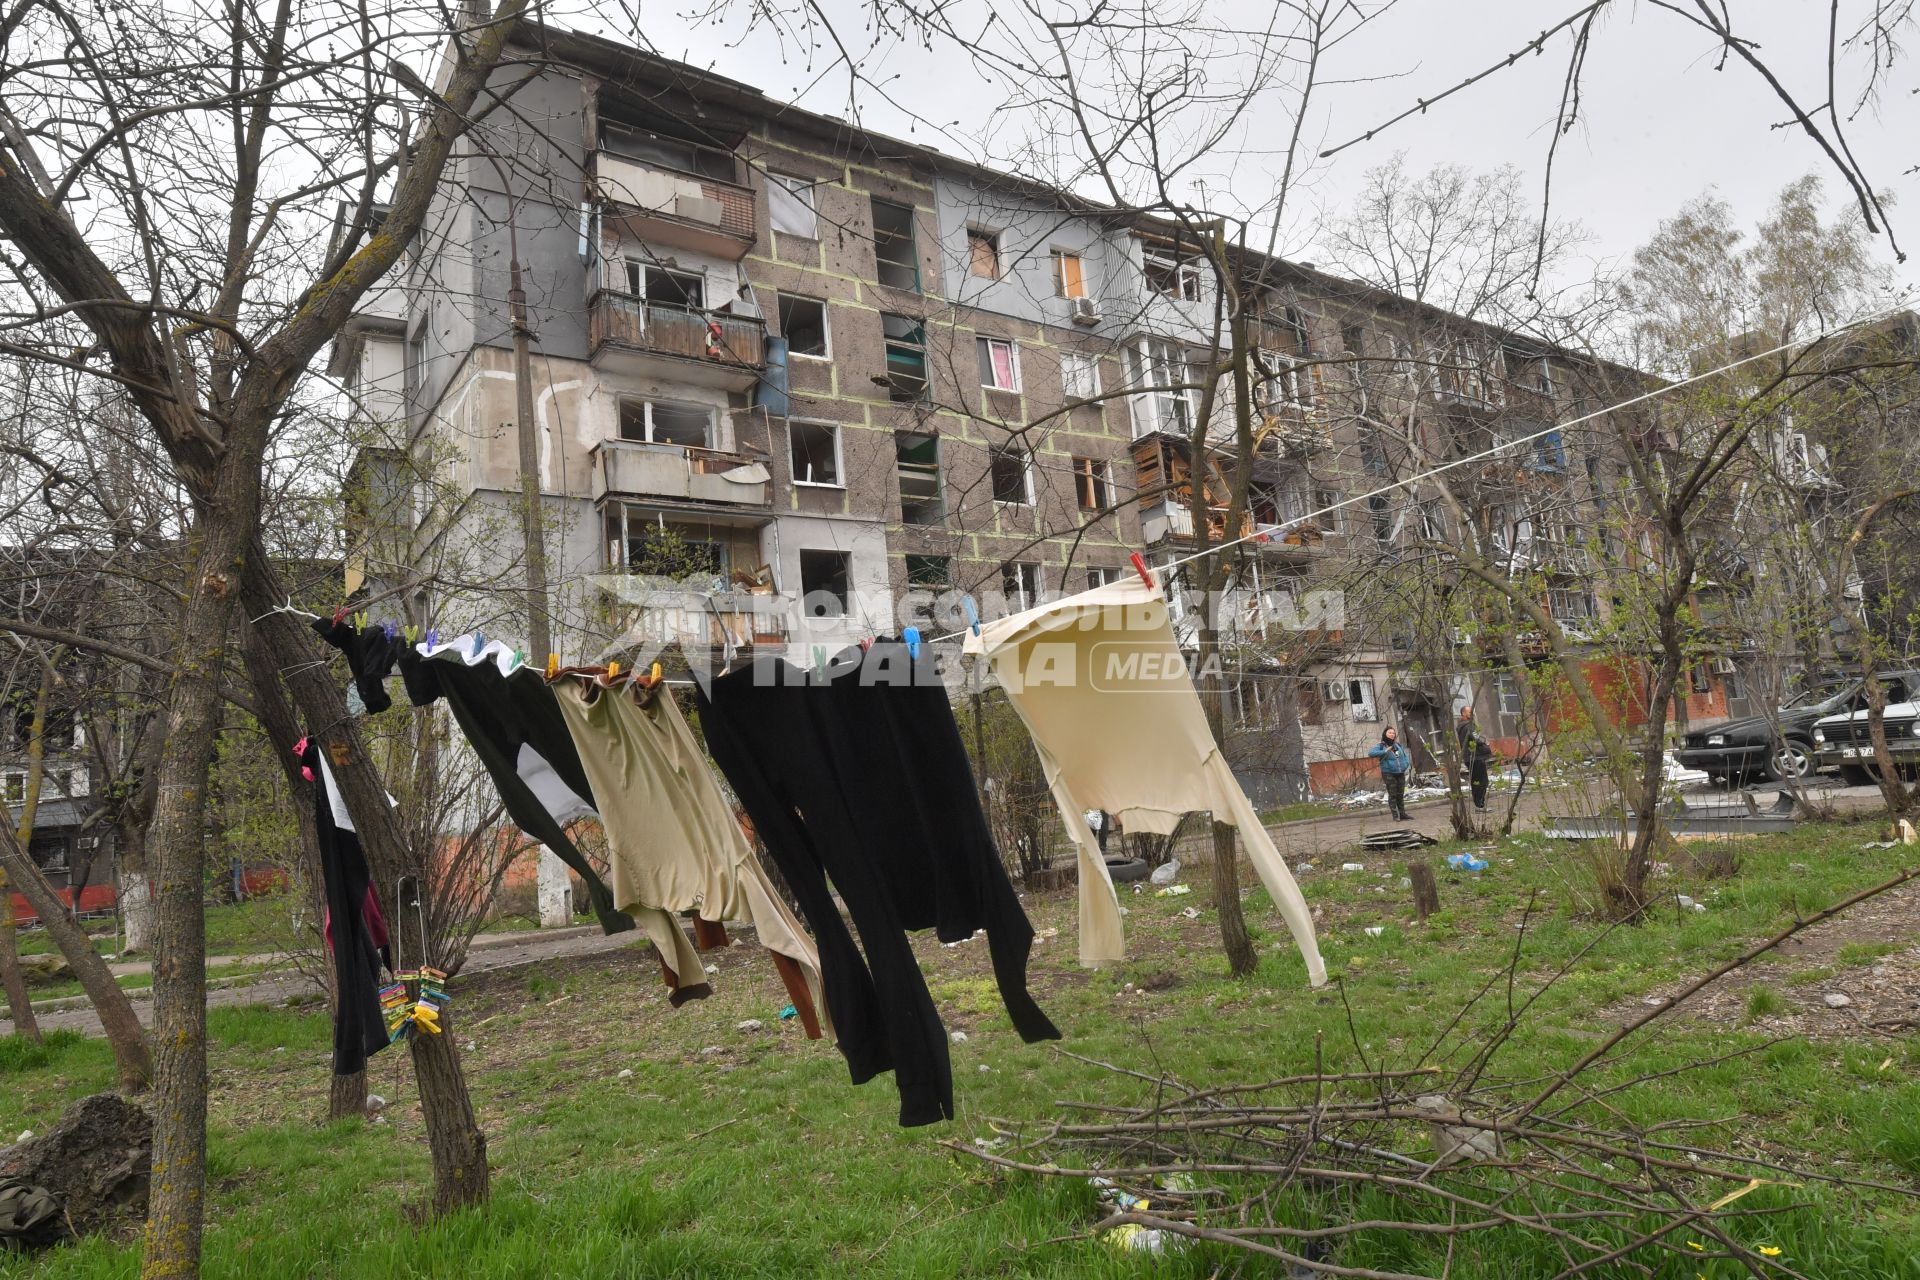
[
  {"x1": 1469, "y1": 758, "x2": 1490, "y2": 808},
  {"x1": 1384, "y1": 773, "x2": 1407, "y2": 820}
]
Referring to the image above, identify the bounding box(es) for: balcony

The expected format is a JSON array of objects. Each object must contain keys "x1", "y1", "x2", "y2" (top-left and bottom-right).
[
  {"x1": 588, "y1": 293, "x2": 767, "y2": 391},
  {"x1": 590, "y1": 150, "x2": 756, "y2": 261},
  {"x1": 591, "y1": 439, "x2": 773, "y2": 510},
  {"x1": 1139, "y1": 496, "x2": 1252, "y2": 546}
]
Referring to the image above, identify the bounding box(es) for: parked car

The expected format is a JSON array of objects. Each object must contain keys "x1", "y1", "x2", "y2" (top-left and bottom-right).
[
  {"x1": 1812, "y1": 696, "x2": 1920, "y2": 784},
  {"x1": 1676, "y1": 670, "x2": 1920, "y2": 784}
]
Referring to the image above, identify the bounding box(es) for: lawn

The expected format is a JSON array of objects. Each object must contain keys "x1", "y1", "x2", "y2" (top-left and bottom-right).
[{"x1": 3, "y1": 817, "x2": 1917, "y2": 1278}]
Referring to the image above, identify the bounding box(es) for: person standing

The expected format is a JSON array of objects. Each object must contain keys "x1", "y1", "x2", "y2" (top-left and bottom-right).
[
  {"x1": 1367, "y1": 726, "x2": 1413, "y2": 821},
  {"x1": 1457, "y1": 705, "x2": 1493, "y2": 812}
]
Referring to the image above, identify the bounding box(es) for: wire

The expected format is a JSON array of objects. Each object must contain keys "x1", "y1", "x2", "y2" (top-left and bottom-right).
[{"x1": 926, "y1": 307, "x2": 1901, "y2": 646}]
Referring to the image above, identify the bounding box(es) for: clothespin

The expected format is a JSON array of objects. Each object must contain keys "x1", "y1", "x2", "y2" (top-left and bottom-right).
[
  {"x1": 903, "y1": 627, "x2": 921, "y2": 660},
  {"x1": 425, "y1": 627, "x2": 439, "y2": 649},
  {"x1": 332, "y1": 605, "x2": 347, "y2": 625},
  {"x1": 1129, "y1": 551, "x2": 1154, "y2": 588},
  {"x1": 962, "y1": 596, "x2": 981, "y2": 637},
  {"x1": 471, "y1": 631, "x2": 485, "y2": 656},
  {"x1": 511, "y1": 648, "x2": 524, "y2": 671},
  {"x1": 859, "y1": 636, "x2": 874, "y2": 652},
  {"x1": 354, "y1": 610, "x2": 368, "y2": 631},
  {"x1": 384, "y1": 621, "x2": 399, "y2": 641},
  {"x1": 404, "y1": 624, "x2": 418, "y2": 644},
  {"x1": 546, "y1": 653, "x2": 559, "y2": 679},
  {"x1": 648, "y1": 661, "x2": 662, "y2": 686},
  {"x1": 608, "y1": 661, "x2": 620, "y2": 682}
]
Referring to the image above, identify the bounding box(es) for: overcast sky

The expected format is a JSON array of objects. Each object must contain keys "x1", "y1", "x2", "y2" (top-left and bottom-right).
[{"x1": 620, "y1": 0, "x2": 1916, "y2": 299}]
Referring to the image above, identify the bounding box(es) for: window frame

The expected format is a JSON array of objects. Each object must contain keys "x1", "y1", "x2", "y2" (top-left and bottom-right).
[
  {"x1": 881, "y1": 312, "x2": 928, "y2": 402},
  {"x1": 1072, "y1": 455, "x2": 1111, "y2": 511},
  {"x1": 1060, "y1": 350, "x2": 1101, "y2": 401},
  {"x1": 967, "y1": 227, "x2": 1002, "y2": 280},
  {"x1": 1001, "y1": 560, "x2": 1043, "y2": 612},
  {"x1": 767, "y1": 171, "x2": 819, "y2": 239},
  {"x1": 788, "y1": 419, "x2": 844, "y2": 488},
  {"x1": 777, "y1": 293, "x2": 830, "y2": 360},
  {"x1": 1126, "y1": 337, "x2": 1197, "y2": 438},
  {"x1": 870, "y1": 197, "x2": 921, "y2": 292},
  {"x1": 1086, "y1": 566, "x2": 1120, "y2": 590},
  {"x1": 617, "y1": 396, "x2": 716, "y2": 449},
  {"x1": 798, "y1": 548, "x2": 852, "y2": 617},
  {"x1": 895, "y1": 430, "x2": 943, "y2": 524},
  {"x1": 1142, "y1": 250, "x2": 1202, "y2": 302},
  {"x1": 976, "y1": 336, "x2": 1022, "y2": 392},
  {"x1": 1051, "y1": 248, "x2": 1087, "y2": 298},
  {"x1": 905, "y1": 553, "x2": 952, "y2": 588},
  {"x1": 989, "y1": 444, "x2": 1034, "y2": 506}
]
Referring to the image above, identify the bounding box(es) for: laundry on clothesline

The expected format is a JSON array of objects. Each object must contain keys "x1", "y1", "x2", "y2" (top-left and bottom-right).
[
  {"x1": 549, "y1": 668, "x2": 826, "y2": 1038},
  {"x1": 964, "y1": 573, "x2": 1327, "y2": 986},
  {"x1": 695, "y1": 638, "x2": 1059, "y2": 1128},
  {"x1": 301, "y1": 737, "x2": 394, "y2": 1076}
]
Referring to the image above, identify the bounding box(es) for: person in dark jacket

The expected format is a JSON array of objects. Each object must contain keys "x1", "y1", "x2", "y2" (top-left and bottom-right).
[
  {"x1": 1367, "y1": 726, "x2": 1413, "y2": 821},
  {"x1": 1457, "y1": 705, "x2": 1494, "y2": 811}
]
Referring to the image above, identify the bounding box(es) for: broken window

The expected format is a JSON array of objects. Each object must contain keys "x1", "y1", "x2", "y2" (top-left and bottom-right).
[
  {"x1": 990, "y1": 445, "x2": 1032, "y2": 504},
  {"x1": 1086, "y1": 566, "x2": 1119, "y2": 590},
  {"x1": 1061, "y1": 351, "x2": 1100, "y2": 401},
  {"x1": 789, "y1": 420, "x2": 841, "y2": 486},
  {"x1": 967, "y1": 228, "x2": 1001, "y2": 279},
  {"x1": 618, "y1": 398, "x2": 713, "y2": 448},
  {"x1": 1125, "y1": 337, "x2": 1196, "y2": 438},
  {"x1": 905, "y1": 554, "x2": 951, "y2": 587},
  {"x1": 895, "y1": 431, "x2": 942, "y2": 524},
  {"x1": 1052, "y1": 249, "x2": 1086, "y2": 298},
  {"x1": 768, "y1": 172, "x2": 818, "y2": 238},
  {"x1": 600, "y1": 123, "x2": 737, "y2": 182},
  {"x1": 871, "y1": 198, "x2": 919, "y2": 291},
  {"x1": 976, "y1": 336, "x2": 1020, "y2": 391},
  {"x1": 1073, "y1": 456, "x2": 1110, "y2": 510},
  {"x1": 625, "y1": 263, "x2": 704, "y2": 309},
  {"x1": 799, "y1": 549, "x2": 851, "y2": 617},
  {"x1": 1001, "y1": 561, "x2": 1042, "y2": 612},
  {"x1": 1143, "y1": 250, "x2": 1201, "y2": 302},
  {"x1": 882, "y1": 313, "x2": 927, "y2": 401},
  {"x1": 778, "y1": 294, "x2": 828, "y2": 357}
]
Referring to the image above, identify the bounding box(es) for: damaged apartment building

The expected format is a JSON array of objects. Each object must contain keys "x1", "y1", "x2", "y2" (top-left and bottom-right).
[{"x1": 330, "y1": 29, "x2": 1742, "y2": 802}]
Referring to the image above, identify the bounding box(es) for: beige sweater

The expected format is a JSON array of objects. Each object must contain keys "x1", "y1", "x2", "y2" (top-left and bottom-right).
[
  {"x1": 552, "y1": 677, "x2": 829, "y2": 1029},
  {"x1": 965, "y1": 574, "x2": 1327, "y2": 985}
]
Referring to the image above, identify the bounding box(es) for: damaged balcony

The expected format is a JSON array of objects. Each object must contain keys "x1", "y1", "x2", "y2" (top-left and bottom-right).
[
  {"x1": 589, "y1": 145, "x2": 756, "y2": 262},
  {"x1": 591, "y1": 438, "x2": 774, "y2": 510},
  {"x1": 588, "y1": 294, "x2": 767, "y2": 391}
]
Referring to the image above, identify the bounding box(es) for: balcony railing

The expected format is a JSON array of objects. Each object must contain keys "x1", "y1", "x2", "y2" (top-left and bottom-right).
[
  {"x1": 592, "y1": 439, "x2": 773, "y2": 508},
  {"x1": 588, "y1": 293, "x2": 766, "y2": 371},
  {"x1": 1139, "y1": 496, "x2": 1252, "y2": 546},
  {"x1": 591, "y1": 150, "x2": 756, "y2": 248}
]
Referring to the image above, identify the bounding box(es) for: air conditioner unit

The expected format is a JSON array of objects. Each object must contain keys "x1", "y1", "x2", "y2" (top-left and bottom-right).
[
  {"x1": 1321, "y1": 680, "x2": 1348, "y2": 701},
  {"x1": 1712, "y1": 656, "x2": 1738, "y2": 675},
  {"x1": 1069, "y1": 296, "x2": 1101, "y2": 326}
]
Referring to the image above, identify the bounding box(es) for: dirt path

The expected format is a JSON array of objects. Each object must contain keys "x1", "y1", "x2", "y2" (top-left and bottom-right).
[{"x1": 2, "y1": 926, "x2": 638, "y2": 1039}]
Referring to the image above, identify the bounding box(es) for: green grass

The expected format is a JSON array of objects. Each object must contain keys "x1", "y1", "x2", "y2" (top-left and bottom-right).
[
  {"x1": 1837, "y1": 940, "x2": 1900, "y2": 966},
  {"x1": 1745, "y1": 983, "x2": 1785, "y2": 1018},
  {"x1": 1259, "y1": 799, "x2": 1340, "y2": 824},
  {"x1": 3, "y1": 818, "x2": 1918, "y2": 1278}
]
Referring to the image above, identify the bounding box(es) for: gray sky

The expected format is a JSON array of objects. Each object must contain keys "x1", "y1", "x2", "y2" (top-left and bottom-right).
[{"x1": 627, "y1": 0, "x2": 1917, "y2": 294}]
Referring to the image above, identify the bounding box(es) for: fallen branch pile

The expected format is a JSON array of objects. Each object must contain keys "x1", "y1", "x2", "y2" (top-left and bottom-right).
[{"x1": 952, "y1": 869, "x2": 1920, "y2": 1279}]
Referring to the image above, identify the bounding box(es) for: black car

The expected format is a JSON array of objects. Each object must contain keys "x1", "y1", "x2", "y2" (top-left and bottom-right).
[{"x1": 1676, "y1": 670, "x2": 1919, "y2": 784}]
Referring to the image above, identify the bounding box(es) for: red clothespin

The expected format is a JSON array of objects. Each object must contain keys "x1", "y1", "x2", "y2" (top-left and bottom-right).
[
  {"x1": 1129, "y1": 551, "x2": 1153, "y2": 588},
  {"x1": 332, "y1": 604, "x2": 347, "y2": 625},
  {"x1": 859, "y1": 637, "x2": 874, "y2": 652}
]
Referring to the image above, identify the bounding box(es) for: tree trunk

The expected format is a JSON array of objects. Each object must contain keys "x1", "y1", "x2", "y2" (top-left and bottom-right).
[
  {"x1": 0, "y1": 867, "x2": 36, "y2": 1042},
  {"x1": 139, "y1": 509, "x2": 253, "y2": 1280},
  {"x1": 329, "y1": 1069, "x2": 369, "y2": 1121},
  {"x1": 0, "y1": 824, "x2": 149, "y2": 1088},
  {"x1": 240, "y1": 559, "x2": 490, "y2": 1211},
  {"x1": 1408, "y1": 861, "x2": 1441, "y2": 921},
  {"x1": 1209, "y1": 820, "x2": 1257, "y2": 976}
]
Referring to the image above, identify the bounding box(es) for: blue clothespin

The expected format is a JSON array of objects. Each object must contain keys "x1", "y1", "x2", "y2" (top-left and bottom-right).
[
  {"x1": 903, "y1": 626, "x2": 922, "y2": 660},
  {"x1": 384, "y1": 621, "x2": 398, "y2": 641},
  {"x1": 425, "y1": 627, "x2": 439, "y2": 649},
  {"x1": 472, "y1": 631, "x2": 485, "y2": 656},
  {"x1": 962, "y1": 596, "x2": 980, "y2": 636}
]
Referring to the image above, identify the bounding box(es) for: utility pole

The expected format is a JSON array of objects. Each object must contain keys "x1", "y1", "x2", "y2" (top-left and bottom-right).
[{"x1": 486, "y1": 152, "x2": 569, "y2": 926}]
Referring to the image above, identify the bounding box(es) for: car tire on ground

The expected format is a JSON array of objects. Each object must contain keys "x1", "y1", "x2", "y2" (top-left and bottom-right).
[
  {"x1": 1104, "y1": 857, "x2": 1151, "y2": 883},
  {"x1": 1766, "y1": 738, "x2": 1816, "y2": 782}
]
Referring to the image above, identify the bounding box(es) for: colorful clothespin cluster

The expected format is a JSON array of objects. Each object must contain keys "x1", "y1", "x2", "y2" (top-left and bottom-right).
[{"x1": 382, "y1": 966, "x2": 449, "y2": 1044}]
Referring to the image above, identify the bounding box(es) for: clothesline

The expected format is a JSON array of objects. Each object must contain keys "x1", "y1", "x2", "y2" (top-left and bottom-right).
[{"x1": 923, "y1": 307, "x2": 1895, "y2": 645}]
